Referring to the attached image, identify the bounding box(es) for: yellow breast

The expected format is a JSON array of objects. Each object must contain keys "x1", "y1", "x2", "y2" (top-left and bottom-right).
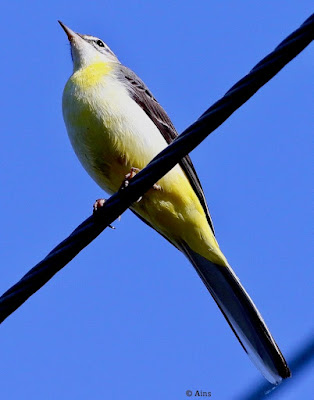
[{"x1": 69, "y1": 62, "x2": 114, "y2": 89}]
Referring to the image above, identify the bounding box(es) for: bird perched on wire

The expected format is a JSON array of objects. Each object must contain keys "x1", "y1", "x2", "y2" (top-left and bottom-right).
[{"x1": 59, "y1": 21, "x2": 291, "y2": 384}]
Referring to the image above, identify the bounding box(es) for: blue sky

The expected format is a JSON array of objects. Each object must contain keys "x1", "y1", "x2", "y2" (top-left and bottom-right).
[{"x1": 1, "y1": 2, "x2": 313, "y2": 399}]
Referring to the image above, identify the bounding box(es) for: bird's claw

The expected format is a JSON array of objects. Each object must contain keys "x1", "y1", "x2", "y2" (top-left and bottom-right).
[
  {"x1": 120, "y1": 167, "x2": 140, "y2": 190},
  {"x1": 120, "y1": 167, "x2": 162, "y2": 202},
  {"x1": 93, "y1": 198, "x2": 116, "y2": 229}
]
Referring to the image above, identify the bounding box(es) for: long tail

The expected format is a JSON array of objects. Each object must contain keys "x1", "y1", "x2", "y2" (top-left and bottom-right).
[{"x1": 181, "y1": 244, "x2": 291, "y2": 384}]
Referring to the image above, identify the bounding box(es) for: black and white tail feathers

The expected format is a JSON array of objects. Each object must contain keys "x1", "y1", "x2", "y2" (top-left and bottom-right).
[{"x1": 181, "y1": 244, "x2": 291, "y2": 384}]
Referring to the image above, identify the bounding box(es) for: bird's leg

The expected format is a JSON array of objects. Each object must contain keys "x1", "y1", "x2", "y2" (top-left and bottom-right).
[
  {"x1": 93, "y1": 198, "x2": 106, "y2": 211},
  {"x1": 120, "y1": 167, "x2": 140, "y2": 189},
  {"x1": 93, "y1": 198, "x2": 116, "y2": 229},
  {"x1": 119, "y1": 168, "x2": 142, "y2": 202},
  {"x1": 120, "y1": 167, "x2": 161, "y2": 202},
  {"x1": 121, "y1": 167, "x2": 162, "y2": 190}
]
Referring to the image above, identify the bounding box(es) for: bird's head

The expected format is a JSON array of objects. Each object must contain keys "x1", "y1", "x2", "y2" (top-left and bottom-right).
[{"x1": 59, "y1": 21, "x2": 119, "y2": 71}]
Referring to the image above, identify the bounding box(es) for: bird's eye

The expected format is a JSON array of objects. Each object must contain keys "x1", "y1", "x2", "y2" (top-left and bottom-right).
[{"x1": 96, "y1": 40, "x2": 105, "y2": 47}]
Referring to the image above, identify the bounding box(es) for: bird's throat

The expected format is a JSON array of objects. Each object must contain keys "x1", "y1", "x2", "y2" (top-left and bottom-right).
[{"x1": 71, "y1": 62, "x2": 114, "y2": 89}]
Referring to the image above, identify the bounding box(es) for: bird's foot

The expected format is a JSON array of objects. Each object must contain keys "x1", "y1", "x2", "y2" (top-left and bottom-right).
[
  {"x1": 119, "y1": 167, "x2": 142, "y2": 202},
  {"x1": 93, "y1": 198, "x2": 106, "y2": 212},
  {"x1": 121, "y1": 167, "x2": 140, "y2": 189},
  {"x1": 93, "y1": 198, "x2": 116, "y2": 229},
  {"x1": 152, "y1": 183, "x2": 162, "y2": 191},
  {"x1": 120, "y1": 167, "x2": 162, "y2": 202}
]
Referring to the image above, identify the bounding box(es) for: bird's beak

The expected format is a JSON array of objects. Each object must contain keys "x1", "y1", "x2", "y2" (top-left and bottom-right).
[{"x1": 58, "y1": 21, "x2": 78, "y2": 42}]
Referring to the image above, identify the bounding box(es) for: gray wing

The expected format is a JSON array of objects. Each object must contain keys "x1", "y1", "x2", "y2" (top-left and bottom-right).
[{"x1": 117, "y1": 65, "x2": 215, "y2": 235}]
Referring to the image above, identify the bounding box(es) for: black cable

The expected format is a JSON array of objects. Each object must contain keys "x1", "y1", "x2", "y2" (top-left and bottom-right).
[
  {"x1": 0, "y1": 14, "x2": 313, "y2": 324},
  {"x1": 236, "y1": 334, "x2": 314, "y2": 399}
]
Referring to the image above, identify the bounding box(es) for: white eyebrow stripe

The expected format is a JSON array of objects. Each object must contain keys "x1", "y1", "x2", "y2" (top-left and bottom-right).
[{"x1": 81, "y1": 34, "x2": 98, "y2": 41}]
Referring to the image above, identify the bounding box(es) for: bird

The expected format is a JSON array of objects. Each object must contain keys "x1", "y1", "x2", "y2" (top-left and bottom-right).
[{"x1": 59, "y1": 21, "x2": 291, "y2": 384}]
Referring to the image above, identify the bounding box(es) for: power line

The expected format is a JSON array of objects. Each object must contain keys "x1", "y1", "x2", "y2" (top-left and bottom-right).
[
  {"x1": 0, "y1": 14, "x2": 313, "y2": 324},
  {"x1": 237, "y1": 334, "x2": 314, "y2": 399}
]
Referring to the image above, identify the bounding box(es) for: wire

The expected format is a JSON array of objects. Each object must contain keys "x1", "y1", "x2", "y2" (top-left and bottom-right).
[
  {"x1": 0, "y1": 14, "x2": 313, "y2": 324},
  {"x1": 236, "y1": 334, "x2": 314, "y2": 399}
]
